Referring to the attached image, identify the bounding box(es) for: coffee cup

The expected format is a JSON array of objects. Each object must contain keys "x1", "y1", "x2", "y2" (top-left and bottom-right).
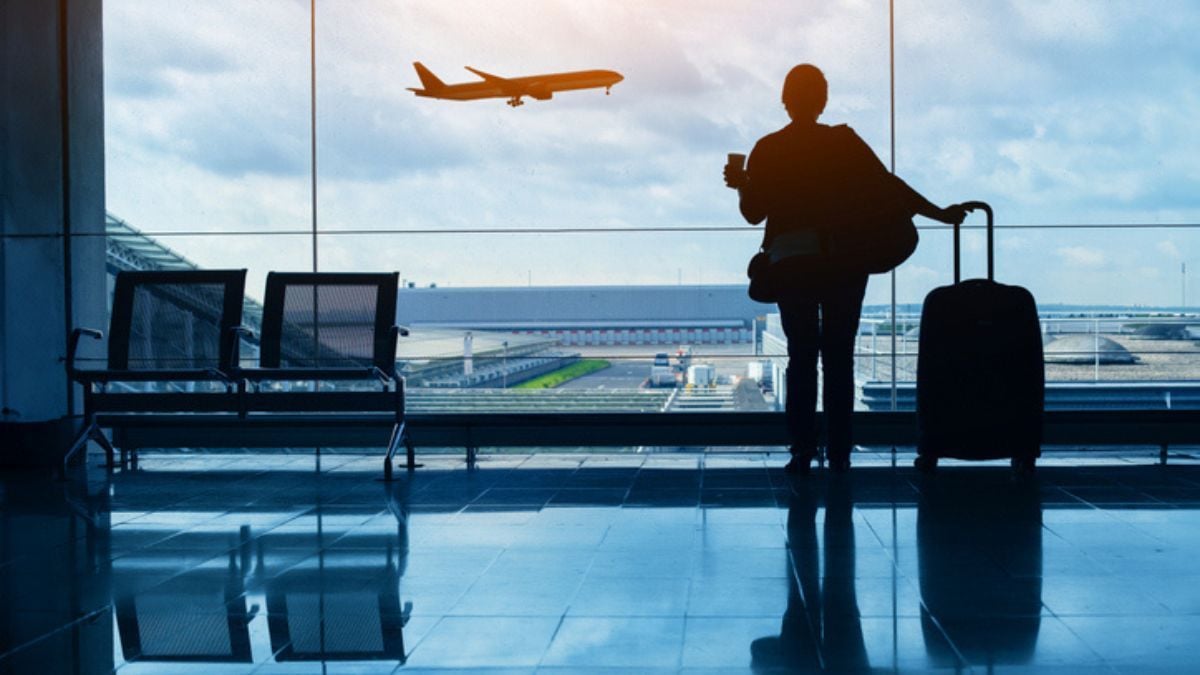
[{"x1": 725, "y1": 153, "x2": 748, "y2": 188}]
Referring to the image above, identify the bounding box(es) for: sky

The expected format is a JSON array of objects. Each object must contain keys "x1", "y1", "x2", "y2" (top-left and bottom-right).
[{"x1": 103, "y1": 0, "x2": 1200, "y2": 307}]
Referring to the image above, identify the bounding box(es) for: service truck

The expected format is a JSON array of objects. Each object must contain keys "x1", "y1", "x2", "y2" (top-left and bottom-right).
[{"x1": 649, "y1": 352, "x2": 677, "y2": 387}]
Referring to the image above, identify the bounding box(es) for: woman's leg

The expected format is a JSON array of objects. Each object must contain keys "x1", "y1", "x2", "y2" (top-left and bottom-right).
[
  {"x1": 819, "y1": 277, "x2": 869, "y2": 465},
  {"x1": 778, "y1": 299, "x2": 820, "y2": 459}
]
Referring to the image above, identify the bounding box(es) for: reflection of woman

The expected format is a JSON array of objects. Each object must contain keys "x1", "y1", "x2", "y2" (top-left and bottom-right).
[
  {"x1": 751, "y1": 477, "x2": 868, "y2": 671},
  {"x1": 726, "y1": 64, "x2": 966, "y2": 473}
]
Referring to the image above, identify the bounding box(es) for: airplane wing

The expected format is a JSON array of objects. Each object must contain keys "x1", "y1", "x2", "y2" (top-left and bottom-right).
[{"x1": 464, "y1": 66, "x2": 512, "y2": 85}]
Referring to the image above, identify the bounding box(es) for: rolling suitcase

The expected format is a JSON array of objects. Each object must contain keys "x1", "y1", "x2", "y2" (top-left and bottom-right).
[{"x1": 915, "y1": 201, "x2": 1043, "y2": 472}]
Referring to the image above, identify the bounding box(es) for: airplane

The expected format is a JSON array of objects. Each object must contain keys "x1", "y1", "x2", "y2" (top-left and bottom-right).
[{"x1": 407, "y1": 62, "x2": 624, "y2": 108}]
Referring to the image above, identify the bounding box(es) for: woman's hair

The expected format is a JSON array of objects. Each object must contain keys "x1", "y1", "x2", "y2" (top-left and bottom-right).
[{"x1": 782, "y1": 64, "x2": 828, "y2": 119}]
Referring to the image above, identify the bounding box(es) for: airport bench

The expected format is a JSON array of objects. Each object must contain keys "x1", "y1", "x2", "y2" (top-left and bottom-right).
[{"x1": 69, "y1": 270, "x2": 417, "y2": 479}]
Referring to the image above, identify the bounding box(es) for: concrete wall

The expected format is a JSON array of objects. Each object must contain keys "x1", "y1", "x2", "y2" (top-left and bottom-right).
[
  {"x1": 1, "y1": 0, "x2": 106, "y2": 434},
  {"x1": 396, "y1": 285, "x2": 768, "y2": 329},
  {"x1": 515, "y1": 326, "x2": 754, "y2": 346}
]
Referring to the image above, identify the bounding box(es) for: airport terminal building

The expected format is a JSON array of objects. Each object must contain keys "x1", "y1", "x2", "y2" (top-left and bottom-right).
[{"x1": 395, "y1": 285, "x2": 767, "y2": 345}]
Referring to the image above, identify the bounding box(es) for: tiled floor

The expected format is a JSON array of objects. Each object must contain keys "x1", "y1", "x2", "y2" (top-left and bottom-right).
[{"x1": 2, "y1": 450, "x2": 1200, "y2": 673}]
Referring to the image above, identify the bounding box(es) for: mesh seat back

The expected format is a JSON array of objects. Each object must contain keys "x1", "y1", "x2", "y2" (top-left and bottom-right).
[
  {"x1": 108, "y1": 270, "x2": 247, "y2": 371},
  {"x1": 260, "y1": 273, "x2": 399, "y2": 374}
]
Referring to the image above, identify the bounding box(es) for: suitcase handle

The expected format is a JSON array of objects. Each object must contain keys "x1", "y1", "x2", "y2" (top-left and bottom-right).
[{"x1": 954, "y1": 201, "x2": 993, "y2": 283}]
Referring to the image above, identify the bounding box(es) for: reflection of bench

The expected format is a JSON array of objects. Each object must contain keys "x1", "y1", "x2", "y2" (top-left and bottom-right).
[
  {"x1": 66, "y1": 269, "x2": 248, "y2": 473},
  {"x1": 266, "y1": 490, "x2": 410, "y2": 662},
  {"x1": 111, "y1": 493, "x2": 412, "y2": 665},
  {"x1": 69, "y1": 270, "x2": 418, "y2": 478},
  {"x1": 266, "y1": 556, "x2": 409, "y2": 663},
  {"x1": 115, "y1": 549, "x2": 253, "y2": 664}
]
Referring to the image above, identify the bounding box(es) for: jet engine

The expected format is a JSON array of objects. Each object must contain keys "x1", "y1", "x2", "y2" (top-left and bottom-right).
[{"x1": 527, "y1": 83, "x2": 553, "y2": 101}]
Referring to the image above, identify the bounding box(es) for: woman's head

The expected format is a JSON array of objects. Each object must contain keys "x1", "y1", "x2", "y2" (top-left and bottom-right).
[{"x1": 782, "y1": 64, "x2": 827, "y2": 122}]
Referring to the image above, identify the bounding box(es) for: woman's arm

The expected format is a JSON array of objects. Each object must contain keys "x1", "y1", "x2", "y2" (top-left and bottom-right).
[
  {"x1": 842, "y1": 126, "x2": 967, "y2": 226},
  {"x1": 893, "y1": 176, "x2": 968, "y2": 225},
  {"x1": 737, "y1": 183, "x2": 768, "y2": 225}
]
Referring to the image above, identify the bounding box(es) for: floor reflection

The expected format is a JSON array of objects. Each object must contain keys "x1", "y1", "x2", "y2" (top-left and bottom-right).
[
  {"x1": 4, "y1": 453, "x2": 1200, "y2": 673},
  {"x1": 753, "y1": 471, "x2": 1046, "y2": 672},
  {"x1": 115, "y1": 548, "x2": 253, "y2": 663},
  {"x1": 0, "y1": 473, "x2": 113, "y2": 673},
  {"x1": 109, "y1": 480, "x2": 412, "y2": 667},
  {"x1": 752, "y1": 476, "x2": 868, "y2": 671},
  {"x1": 917, "y1": 472, "x2": 1043, "y2": 668}
]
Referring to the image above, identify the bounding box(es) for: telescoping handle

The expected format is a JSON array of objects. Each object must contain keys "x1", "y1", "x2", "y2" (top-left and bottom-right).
[{"x1": 953, "y1": 201, "x2": 994, "y2": 284}]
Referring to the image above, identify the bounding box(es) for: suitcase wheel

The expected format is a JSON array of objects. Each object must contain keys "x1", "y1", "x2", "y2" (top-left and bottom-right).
[{"x1": 1011, "y1": 457, "x2": 1036, "y2": 476}]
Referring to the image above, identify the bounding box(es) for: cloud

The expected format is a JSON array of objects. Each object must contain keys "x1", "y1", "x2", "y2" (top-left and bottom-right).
[
  {"x1": 1157, "y1": 240, "x2": 1182, "y2": 259},
  {"x1": 1057, "y1": 246, "x2": 1106, "y2": 268},
  {"x1": 962, "y1": 232, "x2": 985, "y2": 254},
  {"x1": 103, "y1": 4, "x2": 238, "y2": 97},
  {"x1": 999, "y1": 235, "x2": 1029, "y2": 252},
  {"x1": 1011, "y1": 0, "x2": 1120, "y2": 44}
]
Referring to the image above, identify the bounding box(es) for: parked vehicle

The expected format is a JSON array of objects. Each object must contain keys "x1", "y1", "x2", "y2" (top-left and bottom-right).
[
  {"x1": 649, "y1": 352, "x2": 677, "y2": 387},
  {"x1": 686, "y1": 364, "x2": 717, "y2": 388}
]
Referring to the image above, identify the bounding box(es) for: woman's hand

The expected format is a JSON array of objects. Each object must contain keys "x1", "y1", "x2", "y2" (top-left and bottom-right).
[
  {"x1": 939, "y1": 203, "x2": 969, "y2": 225},
  {"x1": 724, "y1": 165, "x2": 749, "y2": 189}
]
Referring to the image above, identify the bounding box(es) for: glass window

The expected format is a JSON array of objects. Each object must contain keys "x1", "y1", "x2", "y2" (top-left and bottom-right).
[{"x1": 102, "y1": 2, "x2": 1200, "y2": 416}]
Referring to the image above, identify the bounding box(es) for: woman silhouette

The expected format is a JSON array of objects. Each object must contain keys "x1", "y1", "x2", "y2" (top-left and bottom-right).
[{"x1": 726, "y1": 64, "x2": 966, "y2": 473}]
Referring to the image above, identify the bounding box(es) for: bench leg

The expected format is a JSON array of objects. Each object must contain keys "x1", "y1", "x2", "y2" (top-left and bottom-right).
[
  {"x1": 382, "y1": 423, "x2": 402, "y2": 481},
  {"x1": 61, "y1": 423, "x2": 115, "y2": 478},
  {"x1": 381, "y1": 421, "x2": 421, "y2": 481},
  {"x1": 61, "y1": 425, "x2": 93, "y2": 478},
  {"x1": 94, "y1": 431, "x2": 118, "y2": 469},
  {"x1": 466, "y1": 445, "x2": 478, "y2": 470},
  {"x1": 404, "y1": 431, "x2": 421, "y2": 470}
]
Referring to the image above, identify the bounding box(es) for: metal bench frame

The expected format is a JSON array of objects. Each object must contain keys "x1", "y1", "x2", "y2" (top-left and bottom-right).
[
  {"x1": 234, "y1": 272, "x2": 414, "y2": 479},
  {"x1": 66, "y1": 269, "x2": 248, "y2": 474},
  {"x1": 69, "y1": 270, "x2": 418, "y2": 479}
]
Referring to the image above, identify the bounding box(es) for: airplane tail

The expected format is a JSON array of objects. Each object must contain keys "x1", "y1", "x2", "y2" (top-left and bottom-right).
[{"x1": 412, "y1": 62, "x2": 445, "y2": 91}]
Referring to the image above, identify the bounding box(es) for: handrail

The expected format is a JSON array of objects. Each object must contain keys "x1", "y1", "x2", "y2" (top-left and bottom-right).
[
  {"x1": 8, "y1": 221, "x2": 1200, "y2": 239},
  {"x1": 66, "y1": 327, "x2": 104, "y2": 377}
]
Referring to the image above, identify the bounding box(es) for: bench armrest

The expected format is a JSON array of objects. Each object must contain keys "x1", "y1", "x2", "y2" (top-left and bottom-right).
[
  {"x1": 369, "y1": 366, "x2": 389, "y2": 386},
  {"x1": 204, "y1": 368, "x2": 237, "y2": 385},
  {"x1": 67, "y1": 328, "x2": 104, "y2": 378},
  {"x1": 223, "y1": 325, "x2": 256, "y2": 371}
]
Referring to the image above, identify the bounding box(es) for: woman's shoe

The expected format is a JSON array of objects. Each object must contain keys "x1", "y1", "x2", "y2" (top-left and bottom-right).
[
  {"x1": 1011, "y1": 456, "x2": 1036, "y2": 476},
  {"x1": 784, "y1": 450, "x2": 814, "y2": 475},
  {"x1": 914, "y1": 454, "x2": 938, "y2": 473}
]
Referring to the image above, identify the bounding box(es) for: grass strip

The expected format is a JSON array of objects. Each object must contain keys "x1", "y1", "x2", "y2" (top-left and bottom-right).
[{"x1": 514, "y1": 359, "x2": 611, "y2": 389}]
